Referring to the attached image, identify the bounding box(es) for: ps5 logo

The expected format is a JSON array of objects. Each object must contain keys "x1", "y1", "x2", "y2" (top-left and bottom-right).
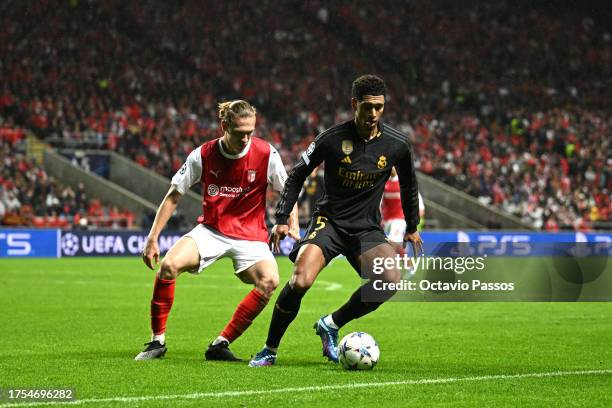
[
  {"x1": 456, "y1": 231, "x2": 531, "y2": 255},
  {"x1": 0, "y1": 232, "x2": 32, "y2": 256}
]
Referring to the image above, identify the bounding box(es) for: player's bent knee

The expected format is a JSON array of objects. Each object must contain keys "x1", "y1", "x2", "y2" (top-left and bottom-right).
[
  {"x1": 257, "y1": 275, "x2": 279, "y2": 298},
  {"x1": 159, "y1": 258, "x2": 180, "y2": 280},
  {"x1": 290, "y1": 271, "x2": 314, "y2": 294},
  {"x1": 269, "y1": 274, "x2": 280, "y2": 290},
  {"x1": 291, "y1": 247, "x2": 324, "y2": 294},
  {"x1": 291, "y1": 280, "x2": 312, "y2": 294}
]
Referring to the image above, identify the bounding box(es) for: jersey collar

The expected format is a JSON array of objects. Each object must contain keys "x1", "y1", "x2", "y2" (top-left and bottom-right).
[
  {"x1": 376, "y1": 121, "x2": 386, "y2": 138},
  {"x1": 218, "y1": 137, "x2": 252, "y2": 159},
  {"x1": 351, "y1": 120, "x2": 384, "y2": 142}
]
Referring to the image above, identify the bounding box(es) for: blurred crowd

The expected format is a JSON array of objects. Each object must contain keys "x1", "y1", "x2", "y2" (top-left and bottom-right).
[
  {"x1": 0, "y1": 138, "x2": 135, "y2": 229},
  {"x1": 411, "y1": 107, "x2": 609, "y2": 230},
  {"x1": 0, "y1": 0, "x2": 610, "y2": 230}
]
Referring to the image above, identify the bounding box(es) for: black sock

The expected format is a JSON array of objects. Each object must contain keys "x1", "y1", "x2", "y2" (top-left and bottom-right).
[
  {"x1": 331, "y1": 280, "x2": 395, "y2": 328},
  {"x1": 265, "y1": 282, "x2": 305, "y2": 349}
]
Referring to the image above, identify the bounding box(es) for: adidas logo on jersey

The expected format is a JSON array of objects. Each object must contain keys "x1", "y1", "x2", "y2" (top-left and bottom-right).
[{"x1": 341, "y1": 156, "x2": 352, "y2": 164}]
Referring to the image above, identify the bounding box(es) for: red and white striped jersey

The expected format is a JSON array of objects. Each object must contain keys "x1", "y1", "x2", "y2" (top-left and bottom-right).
[
  {"x1": 382, "y1": 176, "x2": 403, "y2": 221},
  {"x1": 382, "y1": 176, "x2": 424, "y2": 222},
  {"x1": 171, "y1": 137, "x2": 287, "y2": 242}
]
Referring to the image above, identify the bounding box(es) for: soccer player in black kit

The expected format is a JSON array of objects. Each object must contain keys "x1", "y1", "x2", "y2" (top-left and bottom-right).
[{"x1": 250, "y1": 75, "x2": 423, "y2": 366}]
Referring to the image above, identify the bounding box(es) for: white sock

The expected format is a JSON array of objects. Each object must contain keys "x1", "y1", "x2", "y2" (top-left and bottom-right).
[
  {"x1": 152, "y1": 333, "x2": 165, "y2": 345},
  {"x1": 264, "y1": 344, "x2": 278, "y2": 354},
  {"x1": 323, "y1": 314, "x2": 339, "y2": 330},
  {"x1": 212, "y1": 336, "x2": 229, "y2": 346}
]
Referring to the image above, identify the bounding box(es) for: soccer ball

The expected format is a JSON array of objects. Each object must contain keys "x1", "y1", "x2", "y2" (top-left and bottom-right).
[{"x1": 338, "y1": 332, "x2": 379, "y2": 370}]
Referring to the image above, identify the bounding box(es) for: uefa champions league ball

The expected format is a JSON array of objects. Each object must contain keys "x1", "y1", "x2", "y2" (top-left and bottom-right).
[{"x1": 338, "y1": 332, "x2": 379, "y2": 370}]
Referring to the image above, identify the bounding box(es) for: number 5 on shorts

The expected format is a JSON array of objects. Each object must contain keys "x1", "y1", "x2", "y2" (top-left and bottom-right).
[
  {"x1": 315, "y1": 216, "x2": 327, "y2": 231},
  {"x1": 307, "y1": 216, "x2": 327, "y2": 240}
]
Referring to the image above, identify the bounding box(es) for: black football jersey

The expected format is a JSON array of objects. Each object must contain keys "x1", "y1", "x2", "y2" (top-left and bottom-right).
[{"x1": 276, "y1": 120, "x2": 420, "y2": 233}]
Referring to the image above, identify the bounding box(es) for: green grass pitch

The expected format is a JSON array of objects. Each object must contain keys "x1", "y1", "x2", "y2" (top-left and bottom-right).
[{"x1": 1, "y1": 257, "x2": 611, "y2": 407}]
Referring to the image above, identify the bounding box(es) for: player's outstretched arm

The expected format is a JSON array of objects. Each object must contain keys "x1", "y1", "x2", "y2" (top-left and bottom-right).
[{"x1": 142, "y1": 186, "x2": 183, "y2": 270}]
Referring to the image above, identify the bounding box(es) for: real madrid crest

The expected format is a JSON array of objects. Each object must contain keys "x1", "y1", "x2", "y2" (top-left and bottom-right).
[
  {"x1": 341, "y1": 140, "x2": 353, "y2": 155},
  {"x1": 377, "y1": 155, "x2": 387, "y2": 169}
]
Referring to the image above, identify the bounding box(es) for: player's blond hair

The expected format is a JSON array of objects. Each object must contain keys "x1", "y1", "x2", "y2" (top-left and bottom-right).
[{"x1": 218, "y1": 100, "x2": 256, "y2": 126}]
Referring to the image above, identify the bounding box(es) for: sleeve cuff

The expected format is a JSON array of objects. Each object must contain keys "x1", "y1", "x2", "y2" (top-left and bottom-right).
[
  {"x1": 405, "y1": 224, "x2": 418, "y2": 234},
  {"x1": 275, "y1": 214, "x2": 289, "y2": 225},
  {"x1": 171, "y1": 183, "x2": 185, "y2": 195}
]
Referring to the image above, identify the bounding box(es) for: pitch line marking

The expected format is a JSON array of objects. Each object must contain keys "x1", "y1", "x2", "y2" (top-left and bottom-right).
[
  {"x1": 2, "y1": 369, "x2": 610, "y2": 407},
  {"x1": 317, "y1": 280, "x2": 343, "y2": 291}
]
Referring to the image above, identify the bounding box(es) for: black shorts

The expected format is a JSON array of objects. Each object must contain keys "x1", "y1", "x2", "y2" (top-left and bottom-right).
[{"x1": 289, "y1": 214, "x2": 388, "y2": 271}]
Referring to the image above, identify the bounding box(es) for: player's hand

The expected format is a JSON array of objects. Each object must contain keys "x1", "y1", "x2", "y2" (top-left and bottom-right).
[
  {"x1": 404, "y1": 230, "x2": 424, "y2": 257},
  {"x1": 142, "y1": 236, "x2": 160, "y2": 270},
  {"x1": 269, "y1": 224, "x2": 289, "y2": 253}
]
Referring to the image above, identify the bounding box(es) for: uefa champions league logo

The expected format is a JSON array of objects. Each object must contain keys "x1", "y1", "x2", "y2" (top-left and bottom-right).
[
  {"x1": 306, "y1": 142, "x2": 315, "y2": 156},
  {"x1": 61, "y1": 233, "x2": 80, "y2": 256}
]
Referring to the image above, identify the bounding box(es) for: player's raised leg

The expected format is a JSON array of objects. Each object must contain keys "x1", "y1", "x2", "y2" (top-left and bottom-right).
[
  {"x1": 322, "y1": 243, "x2": 401, "y2": 336},
  {"x1": 205, "y1": 258, "x2": 279, "y2": 361},
  {"x1": 135, "y1": 236, "x2": 200, "y2": 360},
  {"x1": 249, "y1": 244, "x2": 326, "y2": 367}
]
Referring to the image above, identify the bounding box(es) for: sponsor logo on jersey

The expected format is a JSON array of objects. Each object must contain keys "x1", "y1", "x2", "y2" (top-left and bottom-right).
[
  {"x1": 209, "y1": 169, "x2": 220, "y2": 177},
  {"x1": 341, "y1": 156, "x2": 352, "y2": 164},
  {"x1": 247, "y1": 169, "x2": 257, "y2": 182},
  {"x1": 377, "y1": 155, "x2": 387, "y2": 169},
  {"x1": 341, "y1": 140, "x2": 353, "y2": 155},
  {"x1": 337, "y1": 167, "x2": 382, "y2": 189},
  {"x1": 207, "y1": 184, "x2": 220, "y2": 196},
  {"x1": 207, "y1": 184, "x2": 251, "y2": 198}
]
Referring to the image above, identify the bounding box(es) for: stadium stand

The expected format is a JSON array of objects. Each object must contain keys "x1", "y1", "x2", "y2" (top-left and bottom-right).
[
  {"x1": 0, "y1": 136, "x2": 135, "y2": 229},
  {"x1": 0, "y1": 0, "x2": 609, "y2": 230}
]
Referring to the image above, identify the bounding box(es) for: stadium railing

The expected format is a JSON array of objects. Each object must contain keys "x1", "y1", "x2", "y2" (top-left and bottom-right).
[
  {"x1": 417, "y1": 173, "x2": 536, "y2": 230},
  {"x1": 43, "y1": 149, "x2": 158, "y2": 220},
  {"x1": 108, "y1": 152, "x2": 202, "y2": 222}
]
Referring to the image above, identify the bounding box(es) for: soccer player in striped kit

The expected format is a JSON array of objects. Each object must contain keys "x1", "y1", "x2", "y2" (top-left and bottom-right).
[{"x1": 135, "y1": 100, "x2": 299, "y2": 361}]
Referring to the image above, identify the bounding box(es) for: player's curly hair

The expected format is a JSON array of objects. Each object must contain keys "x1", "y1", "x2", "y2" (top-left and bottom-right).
[
  {"x1": 218, "y1": 100, "x2": 256, "y2": 126},
  {"x1": 351, "y1": 74, "x2": 386, "y2": 101}
]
